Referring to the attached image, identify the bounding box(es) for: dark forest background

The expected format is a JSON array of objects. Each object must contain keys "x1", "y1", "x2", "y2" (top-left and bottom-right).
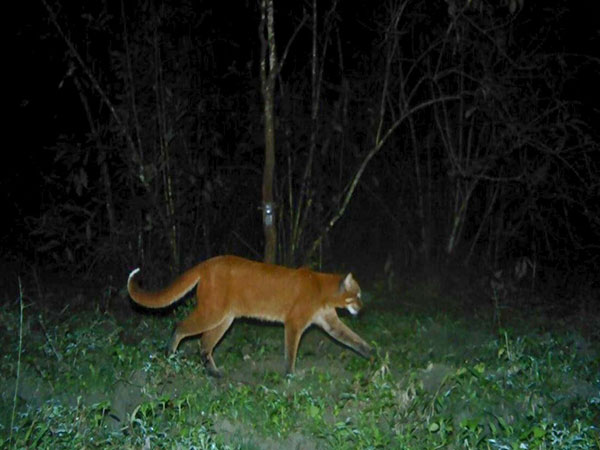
[{"x1": 6, "y1": 0, "x2": 600, "y2": 305}]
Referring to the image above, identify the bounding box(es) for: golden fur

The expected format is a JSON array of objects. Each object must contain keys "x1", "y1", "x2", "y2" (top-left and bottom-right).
[{"x1": 127, "y1": 255, "x2": 372, "y2": 376}]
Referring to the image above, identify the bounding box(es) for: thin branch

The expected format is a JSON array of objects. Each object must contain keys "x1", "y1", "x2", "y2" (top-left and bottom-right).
[
  {"x1": 305, "y1": 95, "x2": 459, "y2": 261},
  {"x1": 40, "y1": 0, "x2": 136, "y2": 154}
]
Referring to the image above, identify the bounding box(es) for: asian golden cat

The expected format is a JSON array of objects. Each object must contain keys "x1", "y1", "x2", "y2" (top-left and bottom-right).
[{"x1": 127, "y1": 255, "x2": 372, "y2": 376}]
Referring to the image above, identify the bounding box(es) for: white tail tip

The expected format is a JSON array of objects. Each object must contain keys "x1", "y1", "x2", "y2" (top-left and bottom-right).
[{"x1": 128, "y1": 268, "x2": 141, "y2": 283}]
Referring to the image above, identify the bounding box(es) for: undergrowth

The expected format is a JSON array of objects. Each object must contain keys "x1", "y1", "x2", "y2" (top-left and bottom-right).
[{"x1": 1, "y1": 285, "x2": 598, "y2": 449}]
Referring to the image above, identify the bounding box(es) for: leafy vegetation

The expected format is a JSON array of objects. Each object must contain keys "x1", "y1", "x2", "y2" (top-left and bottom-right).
[
  {"x1": 6, "y1": 2, "x2": 598, "y2": 448},
  {"x1": 12, "y1": 0, "x2": 599, "y2": 281},
  {"x1": 2, "y1": 284, "x2": 598, "y2": 449}
]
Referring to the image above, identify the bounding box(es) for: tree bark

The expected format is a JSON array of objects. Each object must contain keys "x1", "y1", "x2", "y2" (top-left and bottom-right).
[{"x1": 260, "y1": 0, "x2": 277, "y2": 263}]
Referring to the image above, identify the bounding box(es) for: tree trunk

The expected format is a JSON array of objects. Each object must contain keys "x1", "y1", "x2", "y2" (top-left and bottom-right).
[{"x1": 260, "y1": 0, "x2": 277, "y2": 264}]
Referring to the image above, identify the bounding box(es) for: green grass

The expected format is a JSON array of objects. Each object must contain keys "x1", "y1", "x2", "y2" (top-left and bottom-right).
[{"x1": 1, "y1": 287, "x2": 598, "y2": 449}]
